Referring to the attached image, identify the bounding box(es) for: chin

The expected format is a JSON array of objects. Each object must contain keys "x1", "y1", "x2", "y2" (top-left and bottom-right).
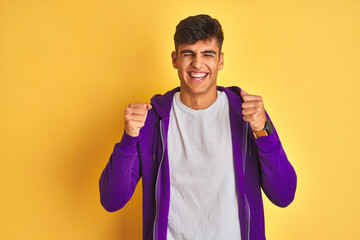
[{"x1": 185, "y1": 83, "x2": 212, "y2": 95}]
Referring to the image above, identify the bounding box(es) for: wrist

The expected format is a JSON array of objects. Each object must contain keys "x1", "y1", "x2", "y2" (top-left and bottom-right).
[
  {"x1": 125, "y1": 128, "x2": 140, "y2": 137},
  {"x1": 252, "y1": 120, "x2": 274, "y2": 139}
]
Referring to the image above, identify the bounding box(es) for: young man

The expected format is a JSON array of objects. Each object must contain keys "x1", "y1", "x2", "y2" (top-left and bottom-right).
[{"x1": 99, "y1": 14, "x2": 297, "y2": 240}]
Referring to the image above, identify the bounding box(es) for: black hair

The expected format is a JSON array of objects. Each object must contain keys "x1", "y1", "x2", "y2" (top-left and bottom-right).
[{"x1": 174, "y1": 14, "x2": 224, "y2": 52}]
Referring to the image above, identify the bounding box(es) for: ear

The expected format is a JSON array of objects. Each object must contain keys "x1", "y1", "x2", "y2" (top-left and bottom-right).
[
  {"x1": 171, "y1": 51, "x2": 178, "y2": 69},
  {"x1": 218, "y1": 52, "x2": 224, "y2": 70}
]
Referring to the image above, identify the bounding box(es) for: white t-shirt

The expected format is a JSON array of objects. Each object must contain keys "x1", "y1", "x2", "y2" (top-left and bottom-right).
[{"x1": 166, "y1": 91, "x2": 241, "y2": 240}]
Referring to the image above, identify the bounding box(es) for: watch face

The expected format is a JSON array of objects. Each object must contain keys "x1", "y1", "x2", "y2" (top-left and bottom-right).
[{"x1": 265, "y1": 120, "x2": 274, "y2": 134}]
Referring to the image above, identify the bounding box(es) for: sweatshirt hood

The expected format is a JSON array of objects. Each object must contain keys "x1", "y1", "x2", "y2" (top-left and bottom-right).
[
  {"x1": 150, "y1": 87, "x2": 180, "y2": 120},
  {"x1": 150, "y1": 86, "x2": 244, "y2": 119}
]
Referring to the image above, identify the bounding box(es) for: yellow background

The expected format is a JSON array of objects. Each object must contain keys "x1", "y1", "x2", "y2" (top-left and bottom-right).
[{"x1": 1, "y1": 0, "x2": 359, "y2": 239}]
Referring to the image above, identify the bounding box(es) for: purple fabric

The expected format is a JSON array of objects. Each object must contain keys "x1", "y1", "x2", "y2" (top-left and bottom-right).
[{"x1": 99, "y1": 86, "x2": 297, "y2": 240}]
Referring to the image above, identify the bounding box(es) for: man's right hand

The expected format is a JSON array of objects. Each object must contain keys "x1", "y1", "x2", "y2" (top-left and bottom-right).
[{"x1": 124, "y1": 103, "x2": 152, "y2": 137}]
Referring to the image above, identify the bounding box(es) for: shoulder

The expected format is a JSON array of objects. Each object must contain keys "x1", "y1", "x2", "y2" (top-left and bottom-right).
[
  {"x1": 146, "y1": 87, "x2": 180, "y2": 122},
  {"x1": 217, "y1": 86, "x2": 244, "y2": 103}
]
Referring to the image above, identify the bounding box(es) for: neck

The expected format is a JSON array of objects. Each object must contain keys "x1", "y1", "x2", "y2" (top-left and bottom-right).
[{"x1": 179, "y1": 88, "x2": 218, "y2": 110}]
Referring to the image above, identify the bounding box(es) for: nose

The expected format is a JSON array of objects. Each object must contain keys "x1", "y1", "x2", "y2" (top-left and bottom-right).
[{"x1": 191, "y1": 55, "x2": 202, "y2": 69}]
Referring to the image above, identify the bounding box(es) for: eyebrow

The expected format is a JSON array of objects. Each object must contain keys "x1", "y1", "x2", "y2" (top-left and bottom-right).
[
  {"x1": 202, "y1": 50, "x2": 217, "y2": 55},
  {"x1": 180, "y1": 49, "x2": 217, "y2": 55}
]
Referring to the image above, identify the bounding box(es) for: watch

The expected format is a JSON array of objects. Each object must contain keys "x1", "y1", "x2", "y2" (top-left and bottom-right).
[{"x1": 252, "y1": 120, "x2": 274, "y2": 139}]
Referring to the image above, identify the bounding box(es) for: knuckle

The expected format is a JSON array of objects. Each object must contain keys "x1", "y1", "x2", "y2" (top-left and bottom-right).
[{"x1": 127, "y1": 122, "x2": 134, "y2": 128}]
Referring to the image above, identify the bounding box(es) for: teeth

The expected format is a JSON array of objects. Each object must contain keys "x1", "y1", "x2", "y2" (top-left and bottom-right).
[{"x1": 189, "y1": 72, "x2": 207, "y2": 78}]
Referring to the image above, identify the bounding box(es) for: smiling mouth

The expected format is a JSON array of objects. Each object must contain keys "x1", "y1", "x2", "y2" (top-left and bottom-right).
[{"x1": 188, "y1": 72, "x2": 209, "y2": 82}]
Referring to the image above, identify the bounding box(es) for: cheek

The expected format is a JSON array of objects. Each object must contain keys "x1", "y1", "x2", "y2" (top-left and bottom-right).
[
  {"x1": 205, "y1": 59, "x2": 219, "y2": 68},
  {"x1": 208, "y1": 63, "x2": 218, "y2": 72},
  {"x1": 177, "y1": 64, "x2": 188, "y2": 79},
  {"x1": 180, "y1": 62, "x2": 190, "y2": 72}
]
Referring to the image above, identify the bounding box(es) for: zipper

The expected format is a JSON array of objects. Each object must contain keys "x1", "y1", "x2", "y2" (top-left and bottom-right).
[
  {"x1": 153, "y1": 120, "x2": 166, "y2": 240},
  {"x1": 242, "y1": 121, "x2": 248, "y2": 176},
  {"x1": 152, "y1": 117, "x2": 159, "y2": 161},
  {"x1": 242, "y1": 121, "x2": 251, "y2": 240},
  {"x1": 245, "y1": 195, "x2": 251, "y2": 240}
]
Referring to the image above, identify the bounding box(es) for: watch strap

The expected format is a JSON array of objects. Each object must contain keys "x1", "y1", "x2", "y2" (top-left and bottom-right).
[
  {"x1": 252, "y1": 120, "x2": 273, "y2": 139},
  {"x1": 252, "y1": 129, "x2": 268, "y2": 139}
]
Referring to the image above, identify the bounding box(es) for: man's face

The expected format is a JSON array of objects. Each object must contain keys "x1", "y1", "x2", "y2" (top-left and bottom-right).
[{"x1": 171, "y1": 38, "x2": 224, "y2": 97}]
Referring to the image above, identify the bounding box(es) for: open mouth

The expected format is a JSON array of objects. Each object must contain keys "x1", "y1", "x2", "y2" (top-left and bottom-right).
[{"x1": 188, "y1": 72, "x2": 209, "y2": 82}]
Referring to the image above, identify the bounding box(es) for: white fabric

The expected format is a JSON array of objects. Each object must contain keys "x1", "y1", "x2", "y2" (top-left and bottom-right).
[{"x1": 166, "y1": 91, "x2": 241, "y2": 240}]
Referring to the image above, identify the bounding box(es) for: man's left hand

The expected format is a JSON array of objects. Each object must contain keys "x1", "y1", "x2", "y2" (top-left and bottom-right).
[{"x1": 240, "y1": 90, "x2": 267, "y2": 131}]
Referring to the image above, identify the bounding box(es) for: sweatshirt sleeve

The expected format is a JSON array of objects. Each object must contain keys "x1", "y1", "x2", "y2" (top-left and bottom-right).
[
  {"x1": 254, "y1": 111, "x2": 297, "y2": 207},
  {"x1": 99, "y1": 131, "x2": 142, "y2": 212}
]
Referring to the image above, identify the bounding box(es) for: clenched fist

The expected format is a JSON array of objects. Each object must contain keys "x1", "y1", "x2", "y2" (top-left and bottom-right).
[
  {"x1": 124, "y1": 102, "x2": 152, "y2": 137},
  {"x1": 240, "y1": 90, "x2": 267, "y2": 132}
]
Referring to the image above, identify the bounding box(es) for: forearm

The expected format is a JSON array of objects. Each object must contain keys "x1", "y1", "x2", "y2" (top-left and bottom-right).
[
  {"x1": 99, "y1": 132, "x2": 141, "y2": 212},
  {"x1": 254, "y1": 116, "x2": 297, "y2": 207}
]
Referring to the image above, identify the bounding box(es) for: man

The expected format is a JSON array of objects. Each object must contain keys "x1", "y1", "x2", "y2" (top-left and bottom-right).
[{"x1": 99, "y1": 14, "x2": 297, "y2": 240}]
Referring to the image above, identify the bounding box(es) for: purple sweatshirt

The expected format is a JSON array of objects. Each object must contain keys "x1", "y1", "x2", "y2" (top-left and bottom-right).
[{"x1": 99, "y1": 86, "x2": 297, "y2": 240}]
